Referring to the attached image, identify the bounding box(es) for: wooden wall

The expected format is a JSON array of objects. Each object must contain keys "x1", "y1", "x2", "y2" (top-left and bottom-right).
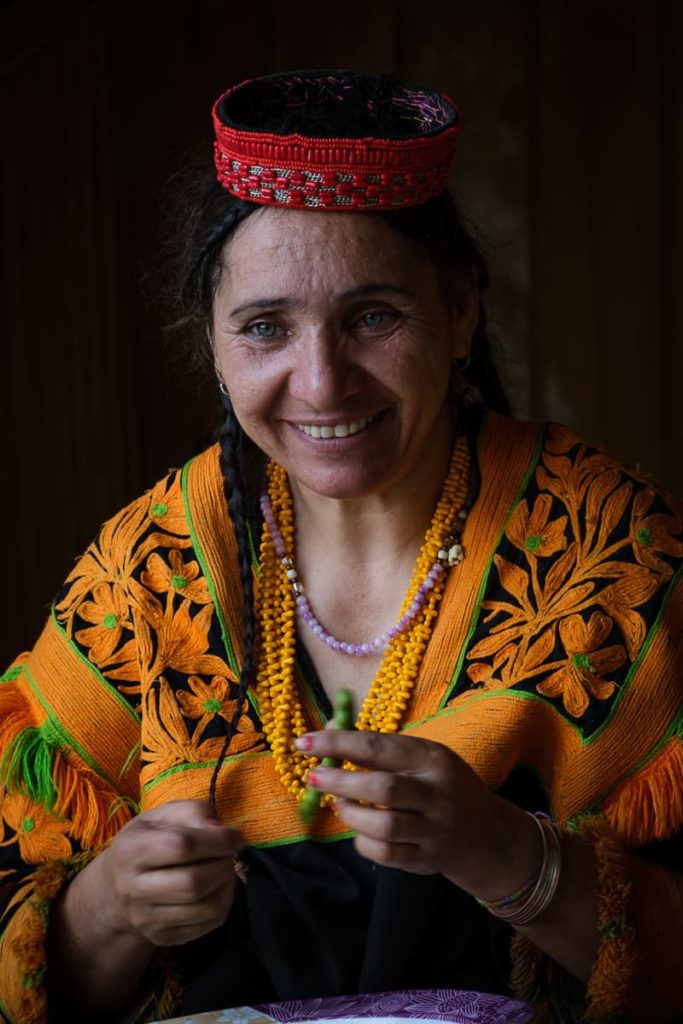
[{"x1": 3, "y1": 0, "x2": 682, "y2": 666}]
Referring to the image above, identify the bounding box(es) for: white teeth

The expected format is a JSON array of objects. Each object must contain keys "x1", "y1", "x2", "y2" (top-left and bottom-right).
[{"x1": 296, "y1": 417, "x2": 372, "y2": 439}]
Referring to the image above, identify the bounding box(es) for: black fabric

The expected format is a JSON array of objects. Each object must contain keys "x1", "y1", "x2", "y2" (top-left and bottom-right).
[
  {"x1": 217, "y1": 71, "x2": 457, "y2": 140},
  {"x1": 176, "y1": 838, "x2": 513, "y2": 1014}
]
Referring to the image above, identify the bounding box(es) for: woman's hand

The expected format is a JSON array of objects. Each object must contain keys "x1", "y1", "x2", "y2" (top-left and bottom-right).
[
  {"x1": 47, "y1": 800, "x2": 246, "y2": 1020},
  {"x1": 296, "y1": 730, "x2": 540, "y2": 899},
  {"x1": 84, "y1": 799, "x2": 245, "y2": 948}
]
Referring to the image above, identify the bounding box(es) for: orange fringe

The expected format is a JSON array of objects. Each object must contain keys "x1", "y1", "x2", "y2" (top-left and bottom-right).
[
  {"x1": 0, "y1": 857, "x2": 95, "y2": 1024},
  {"x1": 579, "y1": 816, "x2": 640, "y2": 1021},
  {"x1": 510, "y1": 932, "x2": 553, "y2": 1023},
  {"x1": 0, "y1": 677, "x2": 134, "y2": 849},
  {"x1": 51, "y1": 753, "x2": 133, "y2": 847},
  {"x1": 603, "y1": 735, "x2": 683, "y2": 847},
  {"x1": 510, "y1": 816, "x2": 640, "y2": 1024}
]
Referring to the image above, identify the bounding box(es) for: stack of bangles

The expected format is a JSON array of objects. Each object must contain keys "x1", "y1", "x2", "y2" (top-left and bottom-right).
[{"x1": 475, "y1": 812, "x2": 563, "y2": 926}]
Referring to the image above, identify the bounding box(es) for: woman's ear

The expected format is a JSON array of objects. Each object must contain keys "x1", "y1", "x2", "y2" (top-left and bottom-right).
[{"x1": 450, "y1": 277, "x2": 480, "y2": 362}]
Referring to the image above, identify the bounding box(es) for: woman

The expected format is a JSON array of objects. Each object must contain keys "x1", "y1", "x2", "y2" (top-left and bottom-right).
[{"x1": 1, "y1": 71, "x2": 682, "y2": 1024}]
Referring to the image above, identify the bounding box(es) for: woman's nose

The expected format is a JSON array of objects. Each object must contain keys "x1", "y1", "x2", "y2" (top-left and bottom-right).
[{"x1": 288, "y1": 330, "x2": 357, "y2": 408}]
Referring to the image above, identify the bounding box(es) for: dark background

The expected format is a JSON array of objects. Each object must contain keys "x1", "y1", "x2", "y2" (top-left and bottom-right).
[{"x1": 3, "y1": 0, "x2": 683, "y2": 668}]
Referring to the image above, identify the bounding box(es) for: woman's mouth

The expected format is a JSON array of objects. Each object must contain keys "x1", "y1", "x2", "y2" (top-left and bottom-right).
[{"x1": 294, "y1": 415, "x2": 377, "y2": 440}]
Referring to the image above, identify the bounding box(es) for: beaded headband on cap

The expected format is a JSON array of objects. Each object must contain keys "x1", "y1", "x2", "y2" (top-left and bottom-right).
[{"x1": 212, "y1": 70, "x2": 460, "y2": 212}]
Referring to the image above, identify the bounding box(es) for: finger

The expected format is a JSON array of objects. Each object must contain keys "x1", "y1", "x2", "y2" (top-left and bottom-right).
[
  {"x1": 309, "y1": 766, "x2": 425, "y2": 811},
  {"x1": 334, "y1": 798, "x2": 426, "y2": 845},
  {"x1": 353, "y1": 832, "x2": 430, "y2": 873},
  {"x1": 132, "y1": 878, "x2": 236, "y2": 945},
  {"x1": 142, "y1": 799, "x2": 224, "y2": 829},
  {"x1": 120, "y1": 821, "x2": 245, "y2": 872},
  {"x1": 128, "y1": 856, "x2": 237, "y2": 906},
  {"x1": 296, "y1": 729, "x2": 443, "y2": 773}
]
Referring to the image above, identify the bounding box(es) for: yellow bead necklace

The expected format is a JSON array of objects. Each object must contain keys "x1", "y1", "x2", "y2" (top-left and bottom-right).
[{"x1": 254, "y1": 436, "x2": 472, "y2": 802}]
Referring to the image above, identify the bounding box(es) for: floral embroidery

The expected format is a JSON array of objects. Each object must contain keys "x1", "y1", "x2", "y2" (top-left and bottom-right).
[
  {"x1": 0, "y1": 794, "x2": 71, "y2": 865},
  {"x1": 506, "y1": 493, "x2": 567, "y2": 558},
  {"x1": 176, "y1": 675, "x2": 246, "y2": 737},
  {"x1": 459, "y1": 425, "x2": 681, "y2": 729},
  {"x1": 147, "y1": 475, "x2": 190, "y2": 536},
  {"x1": 73, "y1": 582, "x2": 132, "y2": 666},
  {"x1": 630, "y1": 487, "x2": 683, "y2": 576},
  {"x1": 140, "y1": 550, "x2": 212, "y2": 605},
  {"x1": 536, "y1": 612, "x2": 626, "y2": 717},
  {"x1": 141, "y1": 675, "x2": 257, "y2": 783},
  {"x1": 55, "y1": 470, "x2": 191, "y2": 640}
]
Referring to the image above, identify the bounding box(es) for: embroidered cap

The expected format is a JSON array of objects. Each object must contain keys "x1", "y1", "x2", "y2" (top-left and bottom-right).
[{"x1": 212, "y1": 70, "x2": 460, "y2": 212}]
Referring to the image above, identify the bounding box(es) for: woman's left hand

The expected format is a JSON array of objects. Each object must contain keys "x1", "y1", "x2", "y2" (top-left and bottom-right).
[{"x1": 295, "y1": 729, "x2": 540, "y2": 898}]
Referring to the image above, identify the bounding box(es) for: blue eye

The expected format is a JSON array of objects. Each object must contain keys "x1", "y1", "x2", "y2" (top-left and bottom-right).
[
  {"x1": 360, "y1": 311, "x2": 385, "y2": 328},
  {"x1": 249, "y1": 321, "x2": 278, "y2": 339}
]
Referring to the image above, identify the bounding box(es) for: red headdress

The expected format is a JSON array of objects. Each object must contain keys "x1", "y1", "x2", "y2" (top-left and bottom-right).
[{"x1": 212, "y1": 70, "x2": 460, "y2": 212}]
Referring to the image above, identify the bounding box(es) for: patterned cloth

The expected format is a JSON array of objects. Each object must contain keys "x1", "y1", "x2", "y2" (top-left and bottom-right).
[{"x1": 1, "y1": 411, "x2": 682, "y2": 1023}]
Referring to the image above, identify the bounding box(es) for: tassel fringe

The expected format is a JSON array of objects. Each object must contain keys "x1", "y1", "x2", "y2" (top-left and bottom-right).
[
  {"x1": 602, "y1": 735, "x2": 683, "y2": 847},
  {"x1": 0, "y1": 855, "x2": 94, "y2": 1024},
  {"x1": 579, "y1": 816, "x2": 640, "y2": 1022},
  {"x1": 0, "y1": 679, "x2": 134, "y2": 847}
]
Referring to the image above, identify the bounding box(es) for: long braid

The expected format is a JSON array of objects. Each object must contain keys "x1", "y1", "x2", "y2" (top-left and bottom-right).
[{"x1": 208, "y1": 392, "x2": 260, "y2": 808}]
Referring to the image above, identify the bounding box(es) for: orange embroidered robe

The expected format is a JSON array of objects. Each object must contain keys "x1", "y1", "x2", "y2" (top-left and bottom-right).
[{"x1": 1, "y1": 412, "x2": 682, "y2": 1023}]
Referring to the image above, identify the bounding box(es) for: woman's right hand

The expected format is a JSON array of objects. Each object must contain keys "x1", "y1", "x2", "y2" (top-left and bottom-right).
[
  {"x1": 47, "y1": 800, "x2": 245, "y2": 1019},
  {"x1": 74, "y1": 799, "x2": 245, "y2": 949}
]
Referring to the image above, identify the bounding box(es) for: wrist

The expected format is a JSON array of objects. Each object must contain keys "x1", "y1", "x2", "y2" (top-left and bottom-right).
[
  {"x1": 444, "y1": 797, "x2": 543, "y2": 899},
  {"x1": 62, "y1": 848, "x2": 151, "y2": 952}
]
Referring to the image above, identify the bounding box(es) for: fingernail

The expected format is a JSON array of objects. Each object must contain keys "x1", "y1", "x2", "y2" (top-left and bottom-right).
[
  {"x1": 308, "y1": 772, "x2": 321, "y2": 787},
  {"x1": 295, "y1": 735, "x2": 314, "y2": 751}
]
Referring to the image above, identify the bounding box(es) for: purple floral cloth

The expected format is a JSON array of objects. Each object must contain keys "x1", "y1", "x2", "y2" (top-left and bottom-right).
[
  {"x1": 155, "y1": 989, "x2": 533, "y2": 1024},
  {"x1": 255, "y1": 989, "x2": 532, "y2": 1024}
]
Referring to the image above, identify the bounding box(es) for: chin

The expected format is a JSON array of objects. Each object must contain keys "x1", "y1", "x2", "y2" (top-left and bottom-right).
[{"x1": 292, "y1": 463, "x2": 388, "y2": 501}]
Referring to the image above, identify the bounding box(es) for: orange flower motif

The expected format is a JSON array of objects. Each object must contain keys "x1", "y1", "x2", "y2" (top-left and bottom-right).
[
  {"x1": 176, "y1": 675, "x2": 243, "y2": 736},
  {"x1": 1, "y1": 793, "x2": 71, "y2": 864},
  {"x1": 140, "y1": 549, "x2": 211, "y2": 604},
  {"x1": 630, "y1": 488, "x2": 683, "y2": 577},
  {"x1": 147, "y1": 474, "x2": 190, "y2": 536},
  {"x1": 56, "y1": 477, "x2": 191, "y2": 635},
  {"x1": 536, "y1": 611, "x2": 626, "y2": 718},
  {"x1": 74, "y1": 582, "x2": 131, "y2": 665},
  {"x1": 506, "y1": 494, "x2": 567, "y2": 558},
  {"x1": 153, "y1": 600, "x2": 230, "y2": 678}
]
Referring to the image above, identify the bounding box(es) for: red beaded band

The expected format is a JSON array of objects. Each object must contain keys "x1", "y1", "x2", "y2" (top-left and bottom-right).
[{"x1": 212, "y1": 76, "x2": 460, "y2": 212}]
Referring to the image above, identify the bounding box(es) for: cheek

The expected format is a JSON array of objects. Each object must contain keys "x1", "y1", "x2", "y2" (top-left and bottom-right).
[{"x1": 215, "y1": 348, "x2": 283, "y2": 428}]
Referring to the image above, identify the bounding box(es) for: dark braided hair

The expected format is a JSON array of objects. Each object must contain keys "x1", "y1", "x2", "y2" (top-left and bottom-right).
[
  {"x1": 166, "y1": 169, "x2": 510, "y2": 794},
  {"x1": 208, "y1": 391, "x2": 260, "y2": 805}
]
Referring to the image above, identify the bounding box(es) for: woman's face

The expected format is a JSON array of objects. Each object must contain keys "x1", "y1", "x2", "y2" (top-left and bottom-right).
[{"x1": 211, "y1": 206, "x2": 476, "y2": 501}]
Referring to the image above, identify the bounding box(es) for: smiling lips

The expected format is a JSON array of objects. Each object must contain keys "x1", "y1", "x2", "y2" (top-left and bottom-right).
[{"x1": 295, "y1": 415, "x2": 376, "y2": 439}]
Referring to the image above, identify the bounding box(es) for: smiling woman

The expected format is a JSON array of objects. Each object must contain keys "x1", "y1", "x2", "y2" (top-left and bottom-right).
[
  {"x1": 1, "y1": 70, "x2": 682, "y2": 1024},
  {"x1": 211, "y1": 206, "x2": 471, "y2": 502}
]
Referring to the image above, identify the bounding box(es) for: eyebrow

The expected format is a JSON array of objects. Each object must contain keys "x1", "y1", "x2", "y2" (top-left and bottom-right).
[{"x1": 227, "y1": 283, "x2": 413, "y2": 319}]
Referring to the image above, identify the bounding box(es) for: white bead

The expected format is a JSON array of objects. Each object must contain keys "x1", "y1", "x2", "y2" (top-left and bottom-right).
[
  {"x1": 286, "y1": 568, "x2": 298, "y2": 580},
  {"x1": 448, "y1": 544, "x2": 464, "y2": 565}
]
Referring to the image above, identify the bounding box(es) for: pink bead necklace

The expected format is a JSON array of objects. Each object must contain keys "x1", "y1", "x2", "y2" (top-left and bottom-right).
[{"x1": 259, "y1": 489, "x2": 469, "y2": 658}]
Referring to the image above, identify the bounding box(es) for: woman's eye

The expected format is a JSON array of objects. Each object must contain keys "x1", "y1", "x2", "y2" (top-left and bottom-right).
[
  {"x1": 247, "y1": 321, "x2": 279, "y2": 340},
  {"x1": 359, "y1": 311, "x2": 387, "y2": 329}
]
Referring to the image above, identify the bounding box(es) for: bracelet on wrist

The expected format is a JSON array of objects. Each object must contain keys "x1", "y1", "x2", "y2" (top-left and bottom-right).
[{"x1": 475, "y1": 811, "x2": 563, "y2": 927}]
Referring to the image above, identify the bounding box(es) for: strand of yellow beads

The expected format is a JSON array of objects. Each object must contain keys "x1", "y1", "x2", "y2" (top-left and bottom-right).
[{"x1": 254, "y1": 436, "x2": 472, "y2": 803}]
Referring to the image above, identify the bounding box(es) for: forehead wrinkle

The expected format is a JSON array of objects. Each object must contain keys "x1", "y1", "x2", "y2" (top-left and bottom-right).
[{"x1": 219, "y1": 207, "x2": 428, "y2": 315}]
